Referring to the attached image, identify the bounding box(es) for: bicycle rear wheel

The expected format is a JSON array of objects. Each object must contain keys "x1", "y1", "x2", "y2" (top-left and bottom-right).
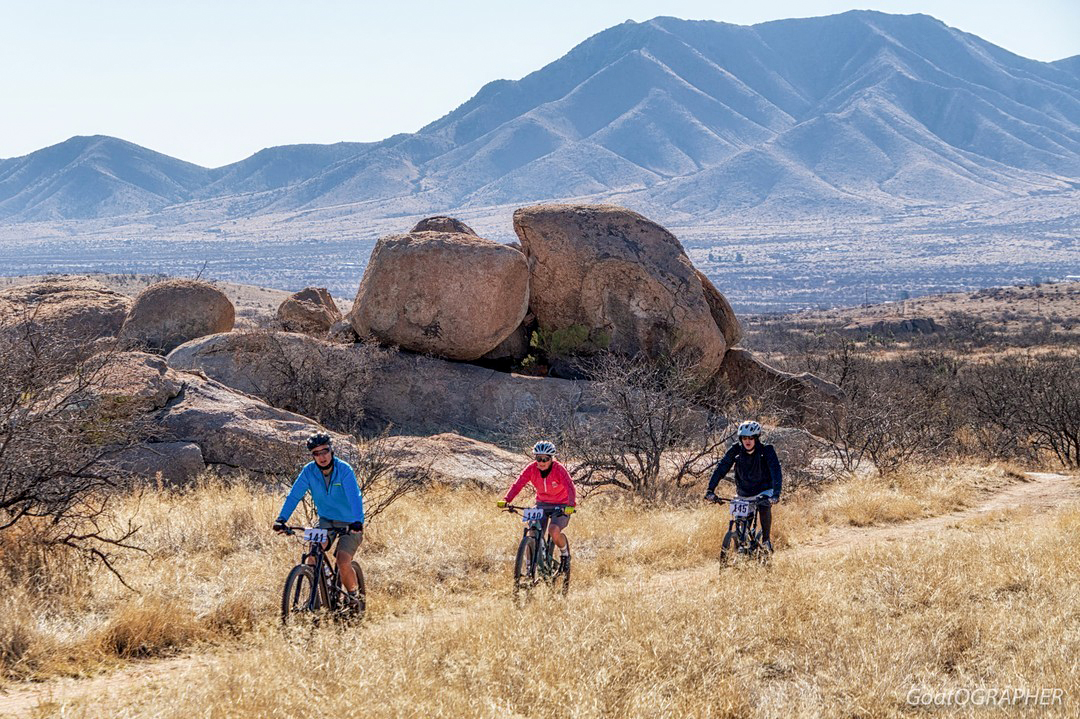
[
  {"x1": 281, "y1": 564, "x2": 319, "y2": 625},
  {"x1": 513, "y1": 537, "x2": 537, "y2": 607}
]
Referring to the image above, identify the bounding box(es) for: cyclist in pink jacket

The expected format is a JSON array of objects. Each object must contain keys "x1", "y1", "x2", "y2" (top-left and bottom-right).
[{"x1": 498, "y1": 441, "x2": 577, "y2": 573}]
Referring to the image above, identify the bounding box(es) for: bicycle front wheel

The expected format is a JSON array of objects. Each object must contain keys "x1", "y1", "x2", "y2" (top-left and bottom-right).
[
  {"x1": 719, "y1": 531, "x2": 739, "y2": 566},
  {"x1": 281, "y1": 564, "x2": 319, "y2": 625},
  {"x1": 513, "y1": 537, "x2": 537, "y2": 606}
]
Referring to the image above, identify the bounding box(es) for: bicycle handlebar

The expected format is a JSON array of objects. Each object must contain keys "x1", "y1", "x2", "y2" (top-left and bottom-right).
[
  {"x1": 708, "y1": 494, "x2": 771, "y2": 504},
  {"x1": 277, "y1": 525, "x2": 350, "y2": 538}
]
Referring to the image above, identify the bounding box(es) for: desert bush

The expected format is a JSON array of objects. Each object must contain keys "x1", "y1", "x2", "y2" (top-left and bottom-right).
[
  {"x1": 229, "y1": 329, "x2": 387, "y2": 434},
  {"x1": 0, "y1": 331, "x2": 153, "y2": 582},
  {"x1": 525, "y1": 353, "x2": 732, "y2": 500},
  {"x1": 969, "y1": 352, "x2": 1080, "y2": 468}
]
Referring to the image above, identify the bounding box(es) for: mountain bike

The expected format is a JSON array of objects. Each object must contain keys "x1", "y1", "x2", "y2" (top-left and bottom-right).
[
  {"x1": 502, "y1": 505, "x2": 570, "y2": 605},
  {"x1": 279, "y1": 525, "x2": 366, "y2": 625},
  {"x1": 709, "y1": 493, "x2": 772, "y2": 566}
]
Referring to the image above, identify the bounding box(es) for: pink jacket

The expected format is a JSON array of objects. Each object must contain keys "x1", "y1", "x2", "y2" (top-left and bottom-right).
[{"x1": 504, "y1": 460, "x2": 577, "y2": 506}]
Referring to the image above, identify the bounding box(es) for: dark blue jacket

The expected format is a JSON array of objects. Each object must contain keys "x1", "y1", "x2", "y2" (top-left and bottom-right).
[{"x1": 707, "y1": 442, "x2": 782, "y2": 498}]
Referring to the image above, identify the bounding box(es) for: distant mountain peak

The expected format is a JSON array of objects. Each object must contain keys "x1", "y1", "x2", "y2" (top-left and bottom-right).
[{"x1": 1, "y1": 11, "x2": 1077, "y2": 223}]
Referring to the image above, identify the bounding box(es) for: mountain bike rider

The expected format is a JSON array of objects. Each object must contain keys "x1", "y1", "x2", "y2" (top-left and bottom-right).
[
  {"x1": 497, "y1": 441, "x2": 577, "y2": 573},
  {"x1": 273, "y1": 432, "x2": 364, "y2": 606},
  {"x1": 705, "y1": 421, "x2": 782, "y2": 552}
]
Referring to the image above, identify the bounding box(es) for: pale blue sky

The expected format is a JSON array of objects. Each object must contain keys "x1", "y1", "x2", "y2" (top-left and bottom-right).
[{"x1": 2, "y1": 0, "x2": 1077, "y2": 167}]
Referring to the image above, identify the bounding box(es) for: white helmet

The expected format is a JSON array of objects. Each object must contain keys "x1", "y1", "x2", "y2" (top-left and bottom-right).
[
  {"x1": 737, "y1": 420, "x2": 762, "y2": 438},
  {"x1": 532, "y1": 440, "x2": 557, "y2": 456}
]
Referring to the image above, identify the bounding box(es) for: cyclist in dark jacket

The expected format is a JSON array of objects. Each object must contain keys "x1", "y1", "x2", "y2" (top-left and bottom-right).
[{"x1": 705, "y1": 420, "x2": 782, "y2": 552}]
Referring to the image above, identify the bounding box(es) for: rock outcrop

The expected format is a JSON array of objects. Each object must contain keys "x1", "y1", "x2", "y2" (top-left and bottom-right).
[
  {"x1": 97, "y1": 351, "x2": 355, "y2": 478},
  {"x1": 168, "y1": 332, "x2": 601, "y2": 439},
  {"x1": 514, "y1": 204, "x2": 727, "y2": 374},
  {"x1": 347, "y1": 230, "x2": 529, "y2": 361},
  {"x1": 716, "y1": 349, "x2": 844, "y2": 437},
  {"x1": 0, "y1": 276, "x2": 131, "y2": 343},
  {"x1": 375, "y1": 433, "x2": 523, "y2": 490},
  {"x1": 120, "y1": 279, "x2": 235, "y2": 354},
  {"x1": 277, "y1": 287, "x2": 342, "y2": 335}
]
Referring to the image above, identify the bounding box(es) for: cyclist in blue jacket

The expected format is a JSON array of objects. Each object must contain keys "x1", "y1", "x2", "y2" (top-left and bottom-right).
[
  {"x1": 705, "y1": 420, "x2": 782, "y2": 552},
  {"x1": 273, "y1": 432, "x2": 364, "y2": 605}
]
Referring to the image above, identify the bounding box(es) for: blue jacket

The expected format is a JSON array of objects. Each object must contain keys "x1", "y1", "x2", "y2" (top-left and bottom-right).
[{"x1": 277, "y1": 457, "x2": 364, "y2": 524}]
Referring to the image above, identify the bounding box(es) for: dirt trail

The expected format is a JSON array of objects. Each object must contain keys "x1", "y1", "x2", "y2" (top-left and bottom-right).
[{"x1": 1, "y1": 471, "x2": 1074, "y2": 717}]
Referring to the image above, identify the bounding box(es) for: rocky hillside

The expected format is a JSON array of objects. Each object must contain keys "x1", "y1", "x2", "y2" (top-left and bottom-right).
[{"x1": 1, "y1": 11, "x2": 1077, "y2": 223}]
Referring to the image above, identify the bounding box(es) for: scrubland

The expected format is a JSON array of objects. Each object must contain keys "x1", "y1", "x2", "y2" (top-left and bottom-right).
[{"x1": 2, "y1": 460, "x2": 1075, "y2": 718}]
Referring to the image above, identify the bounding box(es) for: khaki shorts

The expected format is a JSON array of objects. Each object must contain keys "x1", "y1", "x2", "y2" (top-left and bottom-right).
[{"x1": 317, "y1": 518, "x2": 363, "y2": 556}]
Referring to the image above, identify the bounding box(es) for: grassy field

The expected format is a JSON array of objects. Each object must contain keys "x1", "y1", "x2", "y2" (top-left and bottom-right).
[{"x1": 3, "y1": 461, "x2": 1075, "y2": 717}]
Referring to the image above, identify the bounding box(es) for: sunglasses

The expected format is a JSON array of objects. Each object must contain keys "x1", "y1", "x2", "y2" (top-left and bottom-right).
[
  {"x1": 535, "y1": 455, "x2": 552, "y2": 462},
  {"x1": 311, "y1": 448, "x2": 331, "y2": 457}
]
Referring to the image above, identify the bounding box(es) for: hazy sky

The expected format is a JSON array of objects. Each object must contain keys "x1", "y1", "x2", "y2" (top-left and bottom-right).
[{"x1": 3, "y1": 1, "x2": 1078, "y2": 167}]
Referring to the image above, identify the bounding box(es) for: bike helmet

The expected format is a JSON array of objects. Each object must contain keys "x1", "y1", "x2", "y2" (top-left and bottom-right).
[
  {"x1": 532, "y1": 440, "x2": 557, "y2": 456},
  {"x1": 737, "y1": 421, "x2": 762, "y2": 438},
  {"x1": 306, "y1": 432, "x2": 333, "y2": 451}
]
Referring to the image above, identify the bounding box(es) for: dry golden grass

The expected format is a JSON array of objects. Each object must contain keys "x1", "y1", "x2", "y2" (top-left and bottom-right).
[
  {"x1": 1, "y1": 463, "x2": 1074, "y2": 718},
  {"x1": 28, "y1": 499, "x2": 1080, "y2": 719}
]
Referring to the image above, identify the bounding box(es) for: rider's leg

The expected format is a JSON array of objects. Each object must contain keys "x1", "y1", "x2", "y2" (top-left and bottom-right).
[
  {"x1": 336, "y1": 549, "x2": 359, "y2": 592},
  {"x1": 758, "y1": 504, "x2": 773, "y2": 545}
]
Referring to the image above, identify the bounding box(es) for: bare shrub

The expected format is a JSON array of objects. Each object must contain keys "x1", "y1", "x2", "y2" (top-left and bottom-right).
[
  {"x1": 0, "y1": 330, "x2": 154, "y2": 583},
  {"x1": 522, "y1": 353, "x2": 732, "y2": 500},
  {"x1": 228, "y1": 330, "x2": 387, "y2": 435},
  {"x1": 969, "y1": 352, "x2": 1080, "y2": 468}
]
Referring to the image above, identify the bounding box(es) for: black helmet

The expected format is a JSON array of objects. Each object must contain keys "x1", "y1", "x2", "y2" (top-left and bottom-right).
[{"x1": 305, "y1": 432, "x2": 333, "y2": 451}]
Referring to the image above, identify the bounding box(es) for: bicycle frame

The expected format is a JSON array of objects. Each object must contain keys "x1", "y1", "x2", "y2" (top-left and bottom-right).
[
  {"x1": 504, "y1": 505, "x2": 566, "y2": 588},
  {"x1": 287, "y1": 526, "x2": 345, "y2": 612},
  {"x1": 712, "y1": 494, "x2": 771, "y2": 560}
]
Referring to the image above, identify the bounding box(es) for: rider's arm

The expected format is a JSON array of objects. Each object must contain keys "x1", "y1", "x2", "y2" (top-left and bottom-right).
[
  {"x1": 707, "y1": 444, "x2": 739, "y2": 494},
  {"x1": 765, "y1": 445, "x2": 783, "y2": 499},
  {"x1": 341, "y1": 462, "x2": 365, "y2": 524},
  {"x1": 503, "y1": 466, "x2": 532, "y2": 504},
  {"x1": 276, "y1": 466, "x2": 311, "y2": 522}
]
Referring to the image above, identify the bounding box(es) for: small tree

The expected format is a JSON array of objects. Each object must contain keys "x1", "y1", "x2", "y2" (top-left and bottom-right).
[
  {"x1": 970, "y1": 352, "x2": 1080, "y2": 468},
  {"x1": 0, "y1": 328, "x2": 153, "y2": 584},
  {"x1": 540, "y1": 353, "x2": 732, "y2": 500}
]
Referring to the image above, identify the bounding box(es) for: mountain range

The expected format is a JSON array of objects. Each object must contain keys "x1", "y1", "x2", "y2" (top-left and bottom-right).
[{"x1": 1, "y1": 10, "x2": 1078, "y2": 224}]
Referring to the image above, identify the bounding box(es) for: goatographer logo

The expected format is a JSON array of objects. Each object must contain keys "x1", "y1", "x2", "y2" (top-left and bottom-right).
[{"x1": 906, "y1": 686, "x2": 1065, "y2": 708}]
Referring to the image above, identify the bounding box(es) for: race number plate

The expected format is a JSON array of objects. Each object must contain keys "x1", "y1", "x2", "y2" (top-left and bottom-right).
[
  {"x1": 303, "y1": 528, "x2": 329, "y2": 543},
  {"x1": 522, "y1": 508, "x2": 546, "y2": 522},
  {"x1": 730, "y1": 500, "x2": 753, "y2": 518}
]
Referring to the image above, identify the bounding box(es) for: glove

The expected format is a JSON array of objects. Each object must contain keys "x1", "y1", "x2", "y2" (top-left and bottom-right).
[
  {"x1": 564, "y1": 506, "x2": 575, "y2": 515},
  {"x1": 704, "y1": 491, "x2": 716, "y2": 502},
  {"x1": 349, "y1": 521, "x2": 363, "y2": 532},
  {"x1": 272, "y1": 519, "x2": 288, "y2": 533},
  {"x1": 496, "y1": 500, "x2": 507, "y2": 508},
  {"x1": 770, "y1": 496, "x2": 780, "y2": 505}
]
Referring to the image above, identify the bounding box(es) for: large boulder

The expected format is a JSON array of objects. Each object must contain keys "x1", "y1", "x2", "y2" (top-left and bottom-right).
[
  {"x1": 716, "y1": 349, "x2": 844, "y2": 437},
  {"x1": 514, "y1": 205, "x2": 727, "y2": 374},
  {"x1": 277, "y1": 287, "x2": 343, "y2": 335},
  {"x1": 695, "y1": 270, "x2": 742, "y2": 348},
  {"x1": 96, "y1": 351, "x2": 355, "y2": 478},
  {"x1": 410, "y1": 216, "x2": 478, "y2": 236},
  {"x1": 120, "y1": 279, "x2": 235, "y2": 354},
  {"x1": 347, "y1": 231, "x2": 529, "y2": 361},
  {"x1": 112, "y1": 442, "x2": 207, "y2": 486},
  {"x1": 0, "y1": 276, "x2": 131, "y2": 344},
  {"x1": 168, "y1": 332, "x2": 602, "y2": 439}
]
